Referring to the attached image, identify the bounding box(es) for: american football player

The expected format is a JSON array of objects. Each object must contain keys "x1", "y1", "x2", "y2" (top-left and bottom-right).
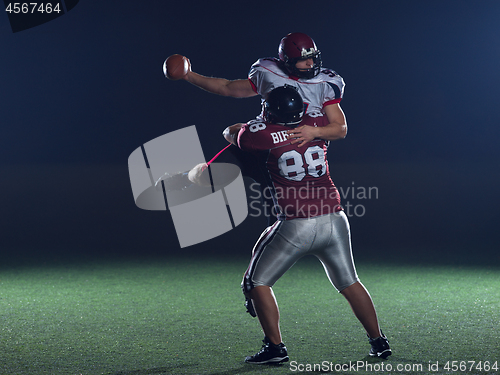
[
  {"x1": 223, "y1": 86, "x2": 391, "y2": 364},
  {"x1": 175, "y1": 32, "x2": 347, "y2": 147}
]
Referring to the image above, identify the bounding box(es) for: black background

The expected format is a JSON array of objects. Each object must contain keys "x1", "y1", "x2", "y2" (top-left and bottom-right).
[{"x1": 1, "y1": 0, "x2": 499, "y2": 266}]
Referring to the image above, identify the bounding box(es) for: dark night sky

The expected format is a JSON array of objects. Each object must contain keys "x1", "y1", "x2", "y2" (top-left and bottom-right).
[{"x1": 1, "y1": 1, "x2": 499, "y2": 265}]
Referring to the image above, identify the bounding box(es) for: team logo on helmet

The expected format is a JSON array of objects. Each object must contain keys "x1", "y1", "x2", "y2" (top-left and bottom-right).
[{"x1": 301, "y1": 47, "x2": 317, "y2": 58}]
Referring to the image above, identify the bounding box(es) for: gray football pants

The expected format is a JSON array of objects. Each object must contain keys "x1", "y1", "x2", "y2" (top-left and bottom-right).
[{"x1": 242, "y1": 211, "x2": 359, "y2": 293}]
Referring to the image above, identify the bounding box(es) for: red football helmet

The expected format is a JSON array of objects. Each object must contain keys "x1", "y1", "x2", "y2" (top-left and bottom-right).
[{"x1": 278, "y1": 32, "x2": 322, "y2": 79}]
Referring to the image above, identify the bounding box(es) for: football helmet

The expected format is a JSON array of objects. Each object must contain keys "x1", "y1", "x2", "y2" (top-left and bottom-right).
[
  {"x1": 264, "y1": 85, "x2": 304, "y2": 126},
  {"x1": 278, "y1": 32, "x2": 322, "y2": 79}
]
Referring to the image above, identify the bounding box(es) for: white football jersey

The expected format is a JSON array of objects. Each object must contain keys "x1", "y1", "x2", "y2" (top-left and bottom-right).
[{"x1": 248, "y1": 57, "x2": 345, "y2": 116}]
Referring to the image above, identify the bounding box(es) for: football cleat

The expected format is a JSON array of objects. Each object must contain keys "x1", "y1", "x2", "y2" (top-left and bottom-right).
[
  {"x1": 245, "y1": 297, "x2": 257, "y2": 318},
  {"x1": 368, "y1": 332, "x2": 392, "y2": 359},
  {"x1": 245, "y1": 337, "x2": 289, "y2": 365}
]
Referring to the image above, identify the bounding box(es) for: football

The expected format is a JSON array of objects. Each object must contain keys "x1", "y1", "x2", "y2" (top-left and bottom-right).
[{"x1": 163, "y1": 54, "x2": 189, "y2": 80}]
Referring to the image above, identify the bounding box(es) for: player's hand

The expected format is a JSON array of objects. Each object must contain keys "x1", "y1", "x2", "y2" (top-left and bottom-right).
[
  {"x1": 287, "y1": 125, "x2": 318, "y2": 147},
  {"x1": 187, "y1": 162, "x2": 211, "y2": 186},
  {"x1": 181, "y1": 57, "x2": 192, "y2": 80}
]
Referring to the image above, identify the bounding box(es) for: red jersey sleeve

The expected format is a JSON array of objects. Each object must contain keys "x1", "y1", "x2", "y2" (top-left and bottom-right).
[{"x1": 237, "y1": 124, "x2": 255, "y2": 152}]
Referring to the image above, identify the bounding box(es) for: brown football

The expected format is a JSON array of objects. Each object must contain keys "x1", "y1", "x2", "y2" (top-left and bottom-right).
[{"x1": 163, "y1": 54, "x2": 189, "y2": 80}]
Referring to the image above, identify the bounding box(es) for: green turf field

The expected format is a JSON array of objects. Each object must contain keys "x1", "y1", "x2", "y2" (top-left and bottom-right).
[{"x1": 1, "y1": 255, "x2": 499, "y2": 375}]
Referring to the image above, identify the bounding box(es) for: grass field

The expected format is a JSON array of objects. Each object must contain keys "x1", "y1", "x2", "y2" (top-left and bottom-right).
[{"x1": 1, "y1": 254, "x2": 499, "y2": 375}]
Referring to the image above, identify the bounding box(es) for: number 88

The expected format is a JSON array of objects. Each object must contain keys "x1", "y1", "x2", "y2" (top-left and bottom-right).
[{"x1": 277, "y1": 146, "x2": 325, "y2": 181}]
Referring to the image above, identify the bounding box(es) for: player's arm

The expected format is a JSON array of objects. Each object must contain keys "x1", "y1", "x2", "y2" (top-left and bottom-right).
[
  {"x1": 317, "y1": 103, "x2": 348, "y2": 139},
  {"x1": 183, "y1": 62, "x2": 257, "y2": 98},
  {"x1": 186, "y1": 124, "x2": 244, "y2": 188},
  {"x1": 223, "y1": 123, "x2": 244, "y2": 145},
  {"x1": 287, "y1": 103, "x2": 347, "y2": 147}
]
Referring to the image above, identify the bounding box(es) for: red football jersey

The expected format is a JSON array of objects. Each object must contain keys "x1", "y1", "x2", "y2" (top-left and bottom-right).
[{"x1": 238, "y1": 113, "x2": 342, "y2": 220}]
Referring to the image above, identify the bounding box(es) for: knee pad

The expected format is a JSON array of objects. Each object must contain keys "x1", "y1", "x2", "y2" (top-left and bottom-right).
[{"x1": 241, "y1": 275, "x2": 254, "y2": 296}]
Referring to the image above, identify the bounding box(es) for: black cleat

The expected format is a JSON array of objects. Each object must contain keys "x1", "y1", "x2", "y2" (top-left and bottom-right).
[
  {"x1": 245, "y1": 337, "x2": 289, "y2": 364},
  {"x1": 368, "y1": 333, "x2": 392, "y2": 359},
  {"x1": 245, "y1": 297, "x2": 257, "y2": 318}
]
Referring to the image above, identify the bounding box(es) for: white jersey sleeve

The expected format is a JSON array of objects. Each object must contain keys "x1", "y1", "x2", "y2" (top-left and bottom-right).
[{"x1": 248, "y1": 58, "x2": 345, "y2": 115}]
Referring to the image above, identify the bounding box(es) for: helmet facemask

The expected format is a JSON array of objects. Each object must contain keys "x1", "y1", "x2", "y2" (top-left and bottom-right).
[{"x1": 284, "y1": 50, "x2": 322, "y2": 79}]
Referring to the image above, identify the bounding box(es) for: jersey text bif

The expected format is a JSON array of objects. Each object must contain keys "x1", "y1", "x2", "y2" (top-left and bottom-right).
[{"x1": 238, "y1": 113, "x2": 342, "y2": 220}]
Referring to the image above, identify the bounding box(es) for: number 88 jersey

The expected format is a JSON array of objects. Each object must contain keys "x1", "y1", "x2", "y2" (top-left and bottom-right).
[{"x1": 238, "y1": 113, "x2": 343, "y2": 220}]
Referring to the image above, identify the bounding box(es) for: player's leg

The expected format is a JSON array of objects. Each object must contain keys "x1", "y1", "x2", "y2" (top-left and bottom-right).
[
  {"x1": 242, "y1": 219, "x2": 309, "y2": 364},
  {"x1": 249, "y1": 285, "x2": 281, "y2": 345},
  {"x1": 339, "y1": 281, "x2": 390, "y2": 357},
  {"x1": 314, "y1": 211, "x2": 391, "y2": 358},
  {"x1": 341, "y1": 283, "x2": 391, "y2": 358},
  {"x1": 244, "y1": 285, "x2": 288, "y2": 365},
  {"x1": 340, "y1": 281, "x2": 381, "y2": 338}
]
